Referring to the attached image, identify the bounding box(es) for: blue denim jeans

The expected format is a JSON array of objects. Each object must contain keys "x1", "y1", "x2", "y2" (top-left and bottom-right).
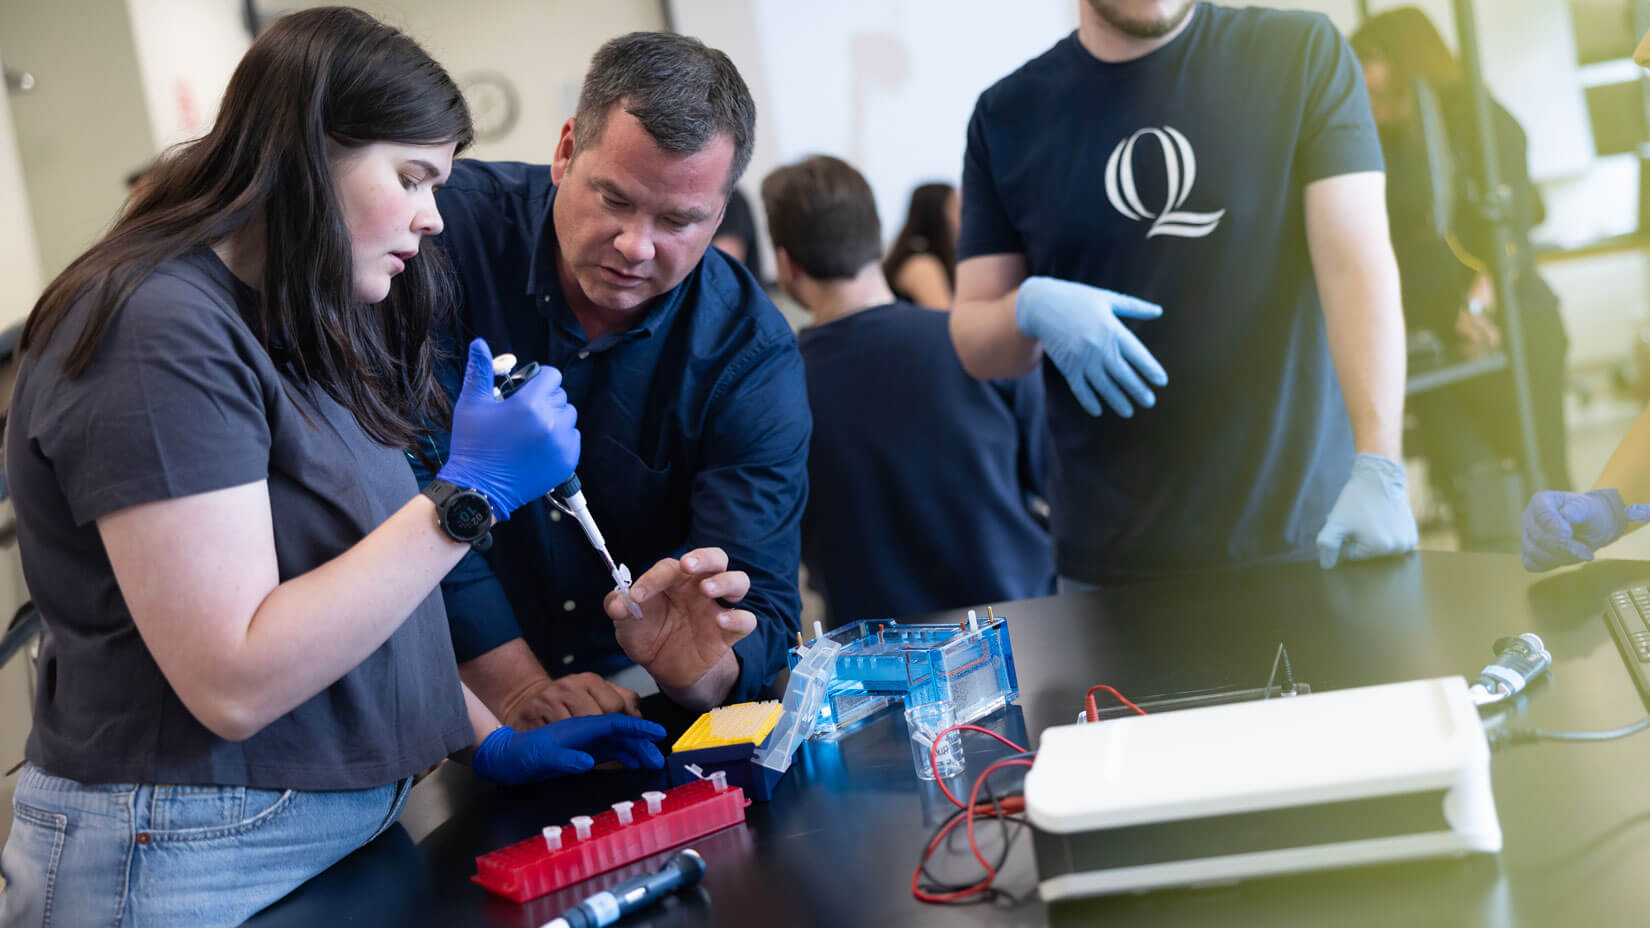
[{"x1": 0, "y1": 764, "x2": 413, "y2": 927}]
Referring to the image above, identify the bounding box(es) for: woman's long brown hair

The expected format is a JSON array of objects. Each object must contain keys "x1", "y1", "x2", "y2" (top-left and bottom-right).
[{"x1": 22, "y1": 6, "x2": 473, "y2": 449}]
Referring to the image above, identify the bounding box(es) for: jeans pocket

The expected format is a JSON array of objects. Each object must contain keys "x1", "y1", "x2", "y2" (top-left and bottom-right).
[
  {"x1": 3, "y1": 801, "x2": 68, "y2": 927},
  {"x1": 142, "y1": 787, "x2": 297, "y2": 844}
]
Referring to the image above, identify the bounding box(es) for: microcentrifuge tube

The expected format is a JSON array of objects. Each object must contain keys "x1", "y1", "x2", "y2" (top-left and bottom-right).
[
  {"x1": 709, "y1": 771, "x2": 728, "y2": 793},
  {"x1": 542, "y1": 825, "x2": 562, "y2": 851},
  {"x1": 612, "y1": 801, "x2": 634, "y2": 825},
  {"x1": 614, "y1": 563, "x2": 644, "y2": 620},
  {"x1": 570, "y1": 816, "x2": 593, "y2": 840},
  {"x1": 641, "y1": 791, "x2": 665, "y2": 814}
]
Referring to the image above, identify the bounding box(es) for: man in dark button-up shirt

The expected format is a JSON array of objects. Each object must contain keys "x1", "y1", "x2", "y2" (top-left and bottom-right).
[{"x1": 418, "y1": 33, "x2": 809, "y2": 725}]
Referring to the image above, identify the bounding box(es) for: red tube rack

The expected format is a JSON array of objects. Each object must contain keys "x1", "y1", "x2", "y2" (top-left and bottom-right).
[{"x1": 473, "y1": 779, "x2": 750, "y2": 903}]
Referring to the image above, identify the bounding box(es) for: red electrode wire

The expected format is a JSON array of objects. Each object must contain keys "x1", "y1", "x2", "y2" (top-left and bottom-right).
[
  {"x1": 928, "y1": 724, "x2": 1028, "y2": 809},
  {"x1": 1086, "y1": 684, "x2": 1147, "y2": 722},
  {"x1": 911, "y1": 686, "x2": 1145, "y2": 905},
  {"x1": 911, "y1": 759, "x2": 1036, "y2": 903}
]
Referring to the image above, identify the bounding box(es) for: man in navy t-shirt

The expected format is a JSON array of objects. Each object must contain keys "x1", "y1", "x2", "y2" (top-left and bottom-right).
[
  {"x1": 761, "y1": 155, "x2": 1056, "y2": 623},
  {"x1": 951, "y1": 1, "x2": 1417, "y2": 585}
]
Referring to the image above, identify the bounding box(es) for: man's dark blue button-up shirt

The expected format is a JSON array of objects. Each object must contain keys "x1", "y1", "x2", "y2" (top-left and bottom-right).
[{"x1": 422, "y1": 159, "x2": 810, "y2": 702}]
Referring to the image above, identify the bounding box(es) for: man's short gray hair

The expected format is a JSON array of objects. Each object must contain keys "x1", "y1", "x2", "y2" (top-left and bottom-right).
[{"x1": 573, "y1": 32, "x2": 757, "y2": 191}]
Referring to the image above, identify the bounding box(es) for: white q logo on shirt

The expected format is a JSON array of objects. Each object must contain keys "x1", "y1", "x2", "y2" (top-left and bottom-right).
[{"x1": 1104, "y1": 126, "x2": 1226, "y2": 239}]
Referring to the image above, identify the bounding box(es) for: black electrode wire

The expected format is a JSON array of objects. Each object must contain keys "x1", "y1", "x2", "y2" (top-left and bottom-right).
[
  {"x1": 1489, "y1": 716, "x2": 1650, "y2": 750},
  {"x1": 915, "y1": 751, "x2": 1037, "y2": 905}
]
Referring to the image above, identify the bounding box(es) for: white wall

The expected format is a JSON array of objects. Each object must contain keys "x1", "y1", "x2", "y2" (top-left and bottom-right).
[
  {"x1": 301, "y1": 0, "x2": 666, "y2": 163},
  {"x1": 127, "y1": 0, "x2": 249, "y2": 151},
  {"x1": 672, "y1": 0, "x2": 1077, "y2": 268},
  {"x1": 0, "y1": 53, "x2": 44, "y2": 331},
  {"x1": 0, "y1": 0, "x2": 154, "y2": 281}
]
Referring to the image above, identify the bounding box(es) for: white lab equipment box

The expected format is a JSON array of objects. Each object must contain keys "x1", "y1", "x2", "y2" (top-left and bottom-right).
[{"x1": 1024, "y1": 676, "x2": 1501, "y2": 900}]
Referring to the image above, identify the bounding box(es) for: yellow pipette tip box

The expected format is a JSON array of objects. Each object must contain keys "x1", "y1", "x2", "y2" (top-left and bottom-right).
[{"x1": 671, "y1": 700, "x2": 783, "y2": 753}]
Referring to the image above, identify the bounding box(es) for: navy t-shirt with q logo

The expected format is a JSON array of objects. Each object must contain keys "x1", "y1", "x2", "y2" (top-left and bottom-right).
[{"x1": 959, "y1": 3, "x2": 1384, "y2": 583}]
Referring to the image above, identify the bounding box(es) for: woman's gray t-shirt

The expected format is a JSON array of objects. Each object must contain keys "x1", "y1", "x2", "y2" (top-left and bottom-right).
[{"x1": 5, "y1": 249, "x2": 472, "y2": 789}]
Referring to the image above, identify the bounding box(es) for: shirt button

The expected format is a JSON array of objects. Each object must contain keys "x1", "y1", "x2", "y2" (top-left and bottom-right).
[
  {"x1": 549, "y1": 510, "x2": 562, "y2": 522},
  {"x1": 562, "y1": 600, "x2": 576, "y2": 612},
  {"x1": 562, "y1": 654, "x2": 576, "y2": 665},
  {"x1": 542, "y1": 295, "x2": 551, "y2": 303},
  {"x1": 577, "y1": 351, "x2": 590, "y2": 360}
]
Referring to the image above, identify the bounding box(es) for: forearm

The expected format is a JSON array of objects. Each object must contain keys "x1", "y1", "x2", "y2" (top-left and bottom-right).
[
  {"x1": 1308, "y1": 174, "x2": 1406, "y2": 460},
  {"x1": 223, "y1": 496, "x2": 471, "y2": 737},
  {"x1": 462, "y1": 682, "x2": 502, "y2": 743},
  {"x1": 951, "y1": 290, "x2": 1040, "y2": 380},
  {"x1": 1322, "y1": 268, "x2": 1406, "y2": 459},
  {"x1": 459, "y1": 638, "x2": 552, "y2": 720},
  {"x1": 1593, "y1": 404, "x2": 1650, "y2": 503}
]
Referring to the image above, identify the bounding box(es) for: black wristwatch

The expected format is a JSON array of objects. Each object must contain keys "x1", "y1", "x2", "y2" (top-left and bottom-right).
[{"x1": 421, "y1": 479, "x2": 495, "y2": 551}]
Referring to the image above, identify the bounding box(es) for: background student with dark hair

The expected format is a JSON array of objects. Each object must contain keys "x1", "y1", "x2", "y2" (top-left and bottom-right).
[
  {"x1": 884, "y1": 182, "x2": 960, "y2": 309},
  {"x1": 1352, "y1": 6, "x2": 1572, "y2": 548},
  {"x1": 425, "y1": 32, "x2": 810, "y2": 730},
  {"x1": 0, "y1": 9, "x2": 663, "y2": 925},
  {"x1": 762, "y1": 154, "x2": 1054, "y2": 625}
]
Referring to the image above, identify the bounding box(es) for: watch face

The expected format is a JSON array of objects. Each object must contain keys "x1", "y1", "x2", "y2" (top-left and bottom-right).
[{"x1": 446, "y1": 493, "x2": 492, "y2": 540}]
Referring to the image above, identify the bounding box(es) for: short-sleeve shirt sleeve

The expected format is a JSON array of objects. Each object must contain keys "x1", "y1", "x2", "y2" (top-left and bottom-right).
[
  {"x1": 958, "y1": 98, "x2": 1028, "y2": 261},
  {"x1": 31, "y1": 268, "x2": 272, "y2": 525},
  {"x1": 1296, "y1": 18, "x2": 1384, "y2": 182}
]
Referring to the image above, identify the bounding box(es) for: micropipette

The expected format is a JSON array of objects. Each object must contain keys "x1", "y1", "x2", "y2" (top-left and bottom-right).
[{"x1": 494, "y1": 358, "x2": 645, "y2": 620}]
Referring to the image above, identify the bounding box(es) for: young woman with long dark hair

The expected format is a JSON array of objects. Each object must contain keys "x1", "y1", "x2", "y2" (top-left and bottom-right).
[
  {"x1": 0, "y1": 8, "x2": 663, "y2": 924},
  {"x1": 883, "y1": 182, "x2": 959, "y2": 309}
]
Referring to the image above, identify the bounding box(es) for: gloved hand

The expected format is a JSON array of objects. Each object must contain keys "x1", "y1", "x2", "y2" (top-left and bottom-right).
[
  {"x1": 1015, "y1": 276, "x2": 1167, "y2": 418},
  {"x1": 1520, "y1": 489, "x2": 1650, "y2": 572},
  {"x1": 1316, "y1": 454, "x2": 1419, "y2": 568},
  {"x1": 437, "y1": 338, "x2": 580, "y2": 519},
  {"x1": 470, "y1": 715, "x2": 667, "y2": 786}
]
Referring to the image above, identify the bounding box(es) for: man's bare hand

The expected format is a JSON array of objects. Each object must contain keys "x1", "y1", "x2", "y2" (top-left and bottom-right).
[
  {"x1": 606, "y1": 547, "x2": 756, "y2": 694},
  {"x1": 498, "y1": 673, "x2": 641, "y2": 729}
]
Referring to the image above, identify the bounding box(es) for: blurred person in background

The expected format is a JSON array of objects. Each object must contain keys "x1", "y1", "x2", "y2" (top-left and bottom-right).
[
  {"x1": 763, "y1": 155, "x2": 1054, "y2": 625},
  {"x1": 1353, "y1": 6, "x2": 1572, "y2": 550},
  {"x1": 884, "y1": 181, "x2": 959, "y2": 309}
]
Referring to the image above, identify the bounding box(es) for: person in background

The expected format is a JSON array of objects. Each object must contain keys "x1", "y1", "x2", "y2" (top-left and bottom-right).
[
  {"x1": 423, "y1": 32, "x2": 809, "y2": 730},
  {"x1": 884, "y1": 181, "x2": 959, "y2": 309},
  {"x1": 1519, "y1": 25, "x2": 1650, "y2": 572},
  {"x1": 762, "y1": 155, "x2": 1054, "y2": 625},
  {"x1": 950, "y1": 0, "x2": 1416, "y2": 587},
  {"x1": 712, "y1": 187, "x2": 764, "y2": 282},
  {"x1": 1352, "y1": 6, "x2": 1572, "y2": 550},
  {"x1": 0, "y1": 9, "x2": 663, "y2": 925}
]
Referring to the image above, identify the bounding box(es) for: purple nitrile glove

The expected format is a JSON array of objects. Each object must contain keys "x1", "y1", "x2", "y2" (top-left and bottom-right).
[
  {"x1": 437, "y1": 338, "x2": 580, "y2": 520},
  {"x1": 471, "y1": 715, "x2": 667, "y2": 786},
  {"x1": 1521, "y1": 489, "x2": 1650, "y2": 572}
]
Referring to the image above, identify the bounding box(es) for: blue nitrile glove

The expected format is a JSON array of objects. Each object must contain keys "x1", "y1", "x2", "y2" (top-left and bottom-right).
[
  {"x1": 1316, "y1": 454, "x2": 1419, "y2": 568},
  {"x1": 1015, "y1": 276, "x2": 1168, "y2": 418},
  {"x1": 471, "y1": 715, "x2": 668, "y2": 786},
  {"x1": 436, "y1": 338, "x2": 580, "y2": 520},
  {"x1": 1521, "y1": 489, "x2": 1650, "y2": 572}
]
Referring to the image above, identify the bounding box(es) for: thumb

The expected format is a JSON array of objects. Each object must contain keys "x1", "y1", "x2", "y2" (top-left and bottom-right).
[
  {"x1": 1106, "y1": 291, "x2": 1164, "y2": 320},
  {"x1": 1316, "y1": 521, "x2": 1347, "y2": 569},
  {"x1": 1627, "y1": 503, "x2": 1650, "y2": 523},
  {"x1": 458, "y1": 338, "x2": 496, "y2": 402}
]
